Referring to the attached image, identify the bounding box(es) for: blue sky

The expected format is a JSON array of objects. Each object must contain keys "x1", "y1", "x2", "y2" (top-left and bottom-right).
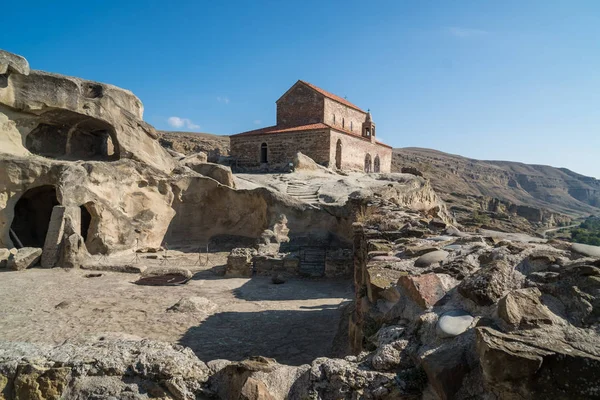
[{"x1": 3, "y1": 0, "x2": 600, "y2": 178}]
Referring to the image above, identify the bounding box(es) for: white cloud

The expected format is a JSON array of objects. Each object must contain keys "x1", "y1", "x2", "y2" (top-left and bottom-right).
[
  {"x1": 448, "y1": 27, "x2": 488, "y2": 38},
  {"x1": 167, "y1": 116, "x2": 200, "y2": 130},
  {"x1": 253, "y1": 119, "x2": 262, "y2": 125},
  {"x1": 217, "y1": 96, "x2": 230, "y2": 104}
]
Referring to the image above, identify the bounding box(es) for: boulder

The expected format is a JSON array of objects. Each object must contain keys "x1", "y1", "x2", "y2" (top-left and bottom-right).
[
  {"x1": 397, "y1": 273, "x2": 447, "y2": 308},
  {"x1": 293, "y1": 152, "x2": 333, "y2": 174},
  {"x1": 0, "y1": 49, "x2": 30, "y2": 75},
  {"x1": 58, "y1": 233, "x2": 88, "y2": 269},
  {"x1": 421, "y1": 342, "x2": 470, "y2": 400},
  {"x1": 571, "y1": 243, "x2": 600, "y2": 258},
  {"x1": 458, "y1": 260, "x2": 523, "y2": 306},
  {"x1": 437, "y1": 310, "x2": 474, "y2": 338},
  {"x1": 371, "y1": 340, "x2": 409, "y2": 371},
  {"x1": 207, "y1": 356, "x2": 308, "y2": 400},
  {"x1": 0, "y1": 248, "x2": 10, "y2": 268},
  {"x1": 414, "y1": 250, "x2": 449, "y2": 267},
  {"x1": 476, "y1": 326, "x2": 600, "y2": 399},
  {"x1": 226, "y1": 248, "x2": 256, "y2": 277},
  {"x1": 7, "y1": 247, "x2": 42, "y2": 270},
  {"x1": 167, "y1": 296, "x2": 217, "y2": 314},
  {"x1": 181, "y1": 151, "x2": 208, "y2": 165},
  {"x1": 185, "y1": 161, "x2": 236, "y2": 188},
  {"x1": 497, "y1": 287, "x2": 557, "y2": 329}
]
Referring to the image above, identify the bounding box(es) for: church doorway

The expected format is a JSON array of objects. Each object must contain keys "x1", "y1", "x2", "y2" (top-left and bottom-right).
[
  {"x1": 10, "y1": 185, "x2": 59, "y2": 248},
  {"x1": 335, "y1": 139, "x2": 342, "y2": 169},
  {"x1": 364, "y1": 154, "x2": 372, "y2": 173},
  {"x1": 374, "y1": 155, "x2": 381, "y2": 173},
  {"x1": 260, "y1": 143, "x2": 268, "y2": 163}
]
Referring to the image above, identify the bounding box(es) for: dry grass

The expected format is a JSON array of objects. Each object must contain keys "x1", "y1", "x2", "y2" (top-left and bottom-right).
[{"x1": 355, "y1": 205, "x2": 384, "y2": 225}]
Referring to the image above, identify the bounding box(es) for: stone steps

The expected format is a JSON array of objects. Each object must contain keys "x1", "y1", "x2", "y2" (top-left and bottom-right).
[{"x1": 286, "y1": 181, "x2": 321, "y2": 206}]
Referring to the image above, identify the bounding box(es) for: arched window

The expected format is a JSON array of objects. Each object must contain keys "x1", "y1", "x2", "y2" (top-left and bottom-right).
[
  {"x1": 365, "y1": 128, "x2": 370, "y2": 137},
  {"x1": 364, "y1": 154, "x2": 372, "y2": 173},
  {"x1": 374, "y1": 155, "x2": 381, "y2": 173},
  {"x1": 260, "y1": 143, "x2": 268, "y2": 163},
  {"x1": 342, "y1": 118, "x2": 345, "y2": 129}
]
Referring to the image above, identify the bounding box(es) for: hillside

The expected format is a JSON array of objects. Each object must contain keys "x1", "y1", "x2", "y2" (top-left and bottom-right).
[
  {"x1": 393, "y1": 147, "x2": 600, "y2": 221},
  {"x1": 158, "y1": 131, "x2": 230, "y2": 162}
]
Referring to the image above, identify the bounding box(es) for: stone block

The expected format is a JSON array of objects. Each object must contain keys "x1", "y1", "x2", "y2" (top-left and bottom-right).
[
  {"x1": 397, "y1": 273, "x2": 447, "y2": 308},
  {"x1": 7, "y1": 247, "x2": 42, "y2": 270}
]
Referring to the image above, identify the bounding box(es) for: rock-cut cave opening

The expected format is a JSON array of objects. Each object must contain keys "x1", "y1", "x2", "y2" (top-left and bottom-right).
[
  {"x1": 25, "y1": 111, "x2": 120, "y2": 161},
  {"x1": 10, "y1": 185, "x2": 59, "y2": 248}
]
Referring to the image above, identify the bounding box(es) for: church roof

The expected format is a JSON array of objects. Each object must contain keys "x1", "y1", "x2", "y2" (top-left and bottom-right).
[
  {"x1": 298, "y1": 81, "x2": 366, "y2": 113},
  {"x1": 232, "y1": 123, "x2": 329, "y2": 136},
  {"x1": 275, "y1": 80, "x2": 366, "y2": 113}
]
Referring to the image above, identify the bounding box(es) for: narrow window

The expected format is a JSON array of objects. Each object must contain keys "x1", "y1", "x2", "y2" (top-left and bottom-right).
[
  {"x1": 333, "y1": 114, "x2": 336, "y2": 124},
  {"x1": 260, "y1": 142, "x2": 268, "y2": 163},
  {"x1": 342, "y1": 118, "x2": 345, "y2": 129},
  {"x1": 351, "y1": 121, "x2": 353, "y2": 131}
]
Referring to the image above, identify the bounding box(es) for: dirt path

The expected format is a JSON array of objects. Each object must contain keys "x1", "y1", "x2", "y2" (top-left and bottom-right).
[{"x1": 0, "y1": 265, "x2": 352, "y2": 365}]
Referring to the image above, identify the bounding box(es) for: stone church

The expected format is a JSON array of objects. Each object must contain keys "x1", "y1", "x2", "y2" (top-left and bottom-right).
[{"x1": 230, "y1": 80, "x2": 392, "y2": 172}]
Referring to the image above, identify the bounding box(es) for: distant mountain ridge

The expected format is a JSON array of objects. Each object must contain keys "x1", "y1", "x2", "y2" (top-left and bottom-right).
[{"x1": 393, "y1": 147, "x2": 600, "y2": 217}]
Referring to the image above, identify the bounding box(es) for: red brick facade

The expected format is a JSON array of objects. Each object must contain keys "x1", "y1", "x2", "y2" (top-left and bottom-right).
[{"x1": 231, "y1": 81, "x2": 392, "y2": 172}]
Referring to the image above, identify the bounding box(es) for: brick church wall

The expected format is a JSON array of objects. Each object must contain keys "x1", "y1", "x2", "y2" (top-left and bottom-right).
[
  {"x1": 231, "y1": 129, "x2": 331, "y2": 168},
  {"x1": 329, "y1": 130, "x2": 392, "y2": 172},
  {"x1": 276, "y1": 84, "x2": 324, "y2": 127},
  {"x1": 323, "y1": 98, "x2": 366, "y2": 135}
]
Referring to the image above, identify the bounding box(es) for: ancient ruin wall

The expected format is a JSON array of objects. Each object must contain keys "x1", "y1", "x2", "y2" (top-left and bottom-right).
[
  {"x1": 276, "y1": 83, "x2": 325, "y2": 126},
  {"x1": 329, "y1": 130, "x2": 392, "y2": 172},
  {"x1": 230, "y1": 129, "x2": 331, "y2": 168},
  {"x1": 323, "y1": 97, "x2": 367, "y2": 134}
]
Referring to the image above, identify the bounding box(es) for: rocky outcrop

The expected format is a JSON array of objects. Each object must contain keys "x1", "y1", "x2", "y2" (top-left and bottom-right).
[
  {"x1": 0, "y1": 52, "x2": 175, "y2": 173},
  {"x1": 0, "y1": 338, "x2": 209, "y2": 400},
  {"x1": 346, "y1": 197, "x2": 600, "y2": 399}
]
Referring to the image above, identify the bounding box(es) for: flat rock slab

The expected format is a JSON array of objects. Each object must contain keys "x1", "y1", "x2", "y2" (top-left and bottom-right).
[
  {"x1": 437, "y1": 310, "x2": 474, "y2": 338},
  {"x1": 7, "y1": 247, "x2": 42, "y2": 271},
  {"x1": 82, "y1": 264, "x2": 147, "y2": 274},
  {"x1": 134, "y1": 273, "x2": 190, "y2": 286},
  {"x1": 443, "y1": 245, "x2": 462, "y2": 251},
  {"x1": 142, "y1": 267, "x2": 193, "y2": 279},
  {"x1": 414, "y1": 250, "x2": 449, "y2": 268},
  {"x1": 571, "y1": 243, "x2": 600, "y2": 258}
]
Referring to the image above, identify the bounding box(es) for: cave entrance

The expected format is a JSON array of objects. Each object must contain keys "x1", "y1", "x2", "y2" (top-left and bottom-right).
[
  {"x1": 10, "y1": 185, "x2": 59, "y2": 248},
  {"x1": 80, "y1": 204, "x2": 92, "y2": 242},
  {"x1": 79, "y1": 202, "x2": 104, "y2": 254},
  {"x1": 25, "y1": 110, "x2": 119, "y2": 161}
]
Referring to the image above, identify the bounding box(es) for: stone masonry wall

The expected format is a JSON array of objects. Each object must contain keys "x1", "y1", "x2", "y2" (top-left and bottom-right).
[
  {"x1": 230, "y1": 130, "x2": 331, "y2": 168},
  {"x1": 329, "y1": 130, "x2": 392, "y2": 172},
  {"x1": 323, "y1": 98, "x2": 367, "y2": 134},
  {"x1": 276, "y1": 84, "x2": 324, "y2": 127}
]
